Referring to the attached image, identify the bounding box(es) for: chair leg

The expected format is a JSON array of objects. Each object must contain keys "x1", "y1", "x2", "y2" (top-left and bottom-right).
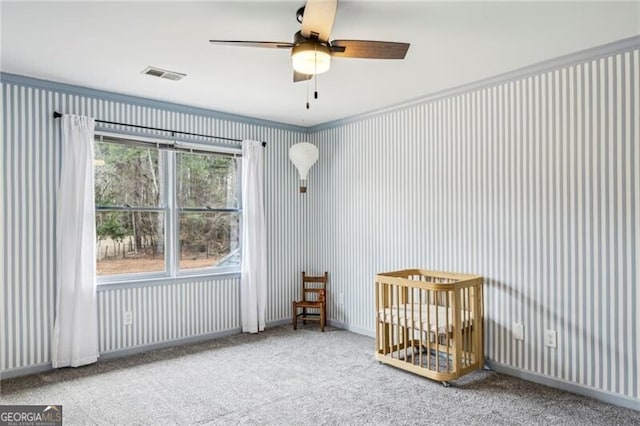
[
  {"x1": 320, "y1": 305, "x2": 325, "y2": 332},
  {"x1": 302, "y1": 307, "x2": 307, "y2": 325},
  {"x1": 324, "y1": 304, "x2": 327, "y2": 330},
  {"x1": 292, "y1": 302, "x2": 297, "y2": 330}
]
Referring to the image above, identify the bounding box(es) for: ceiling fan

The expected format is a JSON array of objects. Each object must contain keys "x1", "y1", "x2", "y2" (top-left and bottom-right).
[{"x1": 209, "y1": 0, "x2": 410, "y2": 85}]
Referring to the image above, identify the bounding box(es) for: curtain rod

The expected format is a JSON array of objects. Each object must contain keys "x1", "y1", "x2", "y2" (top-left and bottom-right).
[{"x1": 52, "y1": 111, "x2": 267, "y2": 147}]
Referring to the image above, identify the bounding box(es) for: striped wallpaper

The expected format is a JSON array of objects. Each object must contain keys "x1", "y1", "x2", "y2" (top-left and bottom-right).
[
  {"x1": 308, "y1": 47, "x2": 639, "y2": 401},
  {"x1": 97, "y1": 277, "x2": 240, "y2": 353},
  {"x1": 2, "y1": 38, "x2": 639, "y2": 407},
  {"x1": 1, "y1": 75, "x2": 308, "y2": 373}
]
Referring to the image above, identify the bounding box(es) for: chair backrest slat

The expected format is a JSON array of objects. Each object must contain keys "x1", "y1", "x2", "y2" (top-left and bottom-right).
[{"x1": 302, "y1": 271, "x2": 328, "y2": 302}]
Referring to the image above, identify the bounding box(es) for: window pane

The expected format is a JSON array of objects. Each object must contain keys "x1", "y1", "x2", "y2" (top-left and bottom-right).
[
  {"x1": 96, "y1": 211, "x2": 165, "y2": 276},
  {"x1": 95, "y1": 141, "x2": 162, "y2": 207},
  {"x1": 179, "y1": 212, "x2": 239, "y2": 270},
  {"x1": 177, "y1": 152, "x2": 239, "y2": 209}
]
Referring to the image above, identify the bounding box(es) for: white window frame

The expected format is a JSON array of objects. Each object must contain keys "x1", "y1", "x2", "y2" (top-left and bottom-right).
[{"x1": 95, "y1": 131, "x2": 242, "y2": 285}]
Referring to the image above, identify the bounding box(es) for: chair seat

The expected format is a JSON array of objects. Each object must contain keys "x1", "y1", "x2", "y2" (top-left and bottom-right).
[{"x1": 294, "y1": 300, "x2": 323, "y2": 308}]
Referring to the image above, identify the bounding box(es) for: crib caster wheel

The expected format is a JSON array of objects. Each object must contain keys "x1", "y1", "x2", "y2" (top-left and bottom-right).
[{"x1": 441, "y1": 381, "x2": 451, "y2": 388}]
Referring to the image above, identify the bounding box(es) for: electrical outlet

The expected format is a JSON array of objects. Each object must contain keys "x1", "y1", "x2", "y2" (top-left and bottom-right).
[
  {"x1": 545, "y1": 329, "x2": 557, "y2": 348},
  {"x1": 513, "y1": 322, "x2": 524, "y2": 341},
  {"x1": 338, "y1": 292, "x2": 344, "y2": 305},
  {"x1": 123, "y1": 310, "x2": 133, "y2": 326}
]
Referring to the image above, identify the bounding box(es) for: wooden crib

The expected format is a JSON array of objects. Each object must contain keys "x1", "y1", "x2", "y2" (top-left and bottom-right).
[{"x1": 375, "y1": 269, "x2": 484, "y2": 385}]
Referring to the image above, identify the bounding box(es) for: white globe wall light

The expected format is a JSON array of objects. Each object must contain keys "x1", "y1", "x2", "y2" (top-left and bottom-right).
[{"x1": 289, "y1": 142, "x2": 319, "y2": 193}]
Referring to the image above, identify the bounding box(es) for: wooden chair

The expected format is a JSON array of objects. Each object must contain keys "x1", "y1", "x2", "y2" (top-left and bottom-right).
[{"x1": 292, "y1": 272, "x2": 328, "y2": 332}]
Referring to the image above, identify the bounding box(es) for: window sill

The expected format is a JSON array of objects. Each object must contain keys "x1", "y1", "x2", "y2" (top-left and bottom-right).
[{"x1": 97, "y1": 269, "x2": 241, "y2": 291}]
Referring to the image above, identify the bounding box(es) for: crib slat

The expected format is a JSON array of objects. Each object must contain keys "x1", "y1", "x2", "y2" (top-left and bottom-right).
[
  {"x1": 418, "y1": 288, "x2": 423, "y2": 369},
  {"x1": 453, "y1": 286, "x2": 462, "y2": 374},
  {"x1": 393, "y1": 285, "x2": 400, "y2": 357},
  {"x1": 384, "y1": 284, "x2": 393, "y2": 353},
  {"x1": 463, "y1": 286, "x2": 468, "y2": 366},
  {"x1": 468, "y1": 286, "x2": 472, "y2": 366},
  {"x1": 426, "y1": 289, "x2": 431, "y2": 372},
  {"x1": 445, "y1": 290, "x2": 450, "y2": 373},
  {"x1": 407, "y1": 286, "x2": 412, "y2": 363},
  {"x1": 471, "y1": 286, "x2": 476, "y2": 364},
  {"x1": 476, "y1": 280, "x2": 483, "y2": 367},
  {"x1": 384, "y1": 282, "x2": 388, "y2": 355},
  {"x1": 435, "y1": 290, "x2": 440, "y2": 374},
  {"x1": 375, "y1": 280, "x2": 380, "y2": 354}
]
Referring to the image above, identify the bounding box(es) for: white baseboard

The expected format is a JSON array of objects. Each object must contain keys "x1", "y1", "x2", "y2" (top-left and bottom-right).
[
  {"x1": 0, "y1": 320, "x2": 291, "y2": 381},
  {"x1": 327, "y1": 319, "x2": 375, "y2": 338},
  {"x1": 99, "y1": 327, "x2": 242, "y2": 360},
  {"x1": 266, "y1": 318, "x2": 291, "y2": 328},
  {"x1": 485, "y1": 359, "x2": 640, "y2": 412},
  {"x1": 0, "y1": 362, "x2": 53, "y2": 380}
]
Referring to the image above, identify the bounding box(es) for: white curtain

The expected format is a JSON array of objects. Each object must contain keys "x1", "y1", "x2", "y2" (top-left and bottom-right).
[
  {"x1": 240, "y1": 140, "x2": 267, "y2": 333},
  {"x1": 51, "y1": 114, "x2": 99, "y2": 368}
]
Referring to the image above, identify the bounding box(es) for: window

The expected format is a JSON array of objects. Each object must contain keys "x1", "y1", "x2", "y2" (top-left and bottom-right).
[
  {"x1": 177, "y1": 151, "x2": 240, "y2": 271},
  {"x1": 94, "y1": 134, "x2": 241, "y2": 279}
]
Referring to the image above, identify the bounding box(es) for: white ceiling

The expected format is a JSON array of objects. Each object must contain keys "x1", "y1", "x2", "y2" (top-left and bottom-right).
[{"x1": 1, "y1": 1, "x2": 639, "y2": 127}]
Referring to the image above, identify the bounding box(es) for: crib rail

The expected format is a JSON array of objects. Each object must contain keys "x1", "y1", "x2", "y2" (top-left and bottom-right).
[{"x1": 375, "y1": 269, "x2": 484, "y2": 383}]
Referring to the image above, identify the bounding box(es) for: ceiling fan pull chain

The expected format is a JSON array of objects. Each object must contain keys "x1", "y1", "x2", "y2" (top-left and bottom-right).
[
  {"x1": 306, "y1": 78, "x2": 310, "y2": 109},
  {"x1": 314, "y1": 44, "x2": 319, "y2": 100},
  {"x1": 314, "y1": 73, "x2": 319, "y2": 100}
]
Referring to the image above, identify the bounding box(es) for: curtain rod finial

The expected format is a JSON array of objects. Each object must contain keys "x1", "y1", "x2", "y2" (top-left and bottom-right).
[{"x1": 53, "y1": 111, "x2": 62, "y2": 119}]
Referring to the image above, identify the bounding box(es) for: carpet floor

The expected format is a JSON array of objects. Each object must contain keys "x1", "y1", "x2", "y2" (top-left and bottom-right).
[{"x1": 1, "y1": 325, "x2": 638, "y2": 425}]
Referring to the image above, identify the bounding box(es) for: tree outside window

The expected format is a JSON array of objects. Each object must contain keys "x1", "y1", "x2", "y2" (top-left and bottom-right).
[{"x1": 94, "y1": 138, "x2": 240, "y2": 278}]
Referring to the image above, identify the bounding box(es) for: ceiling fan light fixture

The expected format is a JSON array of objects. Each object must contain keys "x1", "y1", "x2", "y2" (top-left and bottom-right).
[{"x1": 291, "y1": 43, "x2": 331, "y2": 75}]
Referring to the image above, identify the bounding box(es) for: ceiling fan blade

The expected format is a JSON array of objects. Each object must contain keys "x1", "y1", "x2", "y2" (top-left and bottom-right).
[
  {"x1": 209, "y1": 40, "x2": 295, "y2": 49},
  {"x1": 301, "y1": 0, "x2": 338, "y2": 42},
  {"x1": 330, "y1": 40, "x2": 410, "y2": 59},
  {"x1": 293, "y1": 71, "x2": 313, "y2": 83}
]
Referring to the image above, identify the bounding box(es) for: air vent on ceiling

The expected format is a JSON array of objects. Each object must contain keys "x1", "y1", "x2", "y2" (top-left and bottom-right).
[{"x1": 141, "y1": 66, "x2": 186, "y2": 81}]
